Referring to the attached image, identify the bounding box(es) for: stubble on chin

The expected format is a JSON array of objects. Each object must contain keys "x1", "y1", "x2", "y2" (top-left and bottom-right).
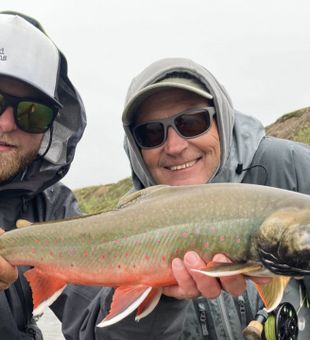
[{"x1": 0, "y1": 147, "x2": 39, "y2": 183}]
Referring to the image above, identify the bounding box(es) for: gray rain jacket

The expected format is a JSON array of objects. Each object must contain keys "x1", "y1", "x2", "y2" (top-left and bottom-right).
[
  {"x1": 0, "y1": 12, "x2": 86, "y2": 340},
  {"x1": 120, "y1": 57, "x2": 310, "y2": 339}
]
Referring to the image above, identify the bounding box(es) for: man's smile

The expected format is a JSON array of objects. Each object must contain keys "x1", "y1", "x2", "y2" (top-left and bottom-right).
[{"x1": 165, "y1": 159, "x2": 200, "y2": 171}]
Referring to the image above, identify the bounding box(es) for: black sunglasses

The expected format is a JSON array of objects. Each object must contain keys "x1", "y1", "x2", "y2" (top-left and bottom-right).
[
  {"x1": 0, "y1": 91, "x2": 60, "y2": 134},
  {"x1": 132, "y1": 107, "x2": 216, "y2": 149}
]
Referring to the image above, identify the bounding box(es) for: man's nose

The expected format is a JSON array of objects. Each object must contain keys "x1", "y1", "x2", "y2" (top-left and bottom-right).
[
  {"x1": 164, "y1": 126, "x2": 188, "y2": 154},
  {"x1": 0, "y1": 106, "x2": 17, "y2": 132}
]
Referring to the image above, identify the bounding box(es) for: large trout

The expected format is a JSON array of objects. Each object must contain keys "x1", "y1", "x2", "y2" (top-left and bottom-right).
[{"x1": 0, "y1": 183, "x2": 310, "y2": 326}]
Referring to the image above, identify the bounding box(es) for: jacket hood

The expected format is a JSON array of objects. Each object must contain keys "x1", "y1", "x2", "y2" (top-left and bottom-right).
[
  {"x1": 0, "y1": 12, "x2": 86, "y2": 197},
  {"x1": 122, "y1": 57, "x2": 264, "y2": 189}
]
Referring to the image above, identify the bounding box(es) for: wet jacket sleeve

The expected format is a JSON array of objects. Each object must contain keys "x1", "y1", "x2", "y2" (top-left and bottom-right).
[
  {"x1": 243, "y1": 136, "x2": 310, "y2": 194},
  {"x1": 51, "y1": 285, "x2": 189, "y2": 340}
]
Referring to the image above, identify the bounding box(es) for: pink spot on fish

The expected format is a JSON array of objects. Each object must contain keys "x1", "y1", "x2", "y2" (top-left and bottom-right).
[
  {"x1": 125, "y1": 252, "x2": 129, "y2": 257},
  {"x1": 220, "y1": 235, "x2": 225, "y2": 241},
  {"x1": 182, "y1": 232, "x2": 189, "y2": 238},
  {"x1": 145, "y1": 255, "x2": 150, "y2": 261},
  {"x1": 156, "y1": 240, "x2": 161, "y2": 244},
  {"x1": 45, "y1": 240, "x2": 49, "y2": 245},
  {"x1": 31, "y1": 248, "x2": 36, "y2": 254},
  {"x1": 84, "y1": 251, "x2": 89, "y2": 257},
  {"x1": 162, "y1": 256, "x2": 166, "y2": 262},
  {"x1": 204, "y1": 242, "x2": 209, "y2": 248},
  {"x1": 114, "y1": 239, "x2": 120, "y2": 244}
]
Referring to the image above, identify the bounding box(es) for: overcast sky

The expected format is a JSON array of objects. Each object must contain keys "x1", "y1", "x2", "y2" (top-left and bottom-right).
[{"x1": 2, "y1": 0, "x2": 310, "y2": 189}]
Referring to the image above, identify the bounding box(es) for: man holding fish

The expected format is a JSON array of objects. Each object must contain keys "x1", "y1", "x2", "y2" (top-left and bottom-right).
[
  {"x1": 0, "y1": 11, "x2": 86, "y2": 340},
  {"x1": 116, "y1": 58, "x2": 310, "y2": 338},
  {"x1": 48, "y1": 58, "x2": 310, "y2": 339}
]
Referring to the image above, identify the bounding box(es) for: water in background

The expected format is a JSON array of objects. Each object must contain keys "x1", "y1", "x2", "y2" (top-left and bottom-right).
[{"x1": 37, "y1": 308, "x2": 64, "y2": 340}]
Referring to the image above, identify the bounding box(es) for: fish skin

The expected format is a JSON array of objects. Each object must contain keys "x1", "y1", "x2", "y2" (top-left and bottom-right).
[{"x1": 0, "y1": 183, "x2": 310, "y2": 325}]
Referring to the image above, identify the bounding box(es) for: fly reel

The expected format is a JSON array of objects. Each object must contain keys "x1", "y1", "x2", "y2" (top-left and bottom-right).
[
  {"x1": 242, "y1": 303, "x2": 298, "y2": 340},
  {"x1": 264, "y1": 302, "x2": 298, "y2": 340}
]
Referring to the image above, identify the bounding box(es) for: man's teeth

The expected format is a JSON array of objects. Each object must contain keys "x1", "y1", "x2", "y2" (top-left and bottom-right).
[{"x1": 169, "y1": 160, "x2": 196, "y2": 171}]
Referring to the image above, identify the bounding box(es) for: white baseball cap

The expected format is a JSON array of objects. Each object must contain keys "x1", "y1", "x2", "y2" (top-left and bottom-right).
[{"x1": 0, "y1": 13, "x2": 61, "y2": 106}]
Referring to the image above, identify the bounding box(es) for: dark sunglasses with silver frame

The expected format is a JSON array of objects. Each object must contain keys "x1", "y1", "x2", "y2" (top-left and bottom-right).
[
  {"x1": 0, "y1": 91, "x2": 61, "y2": 134},
  {"x1": 132, "y1": 106, "x2": 216, "y2": 149}
]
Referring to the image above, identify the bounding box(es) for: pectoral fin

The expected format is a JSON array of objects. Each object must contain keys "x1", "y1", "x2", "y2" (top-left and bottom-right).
[
  {"x1": 24, "y1": 268, "x2": 67, "y2": 315},
  {"x1": 254, "y1": 276, "x2": 291, "y2": 312},
  {"x1": 191, "y1": 262, "x2": 263, "y2": 277},
  {"x1": 98, "y1": 286, "x2": 162, "y2": 327}
]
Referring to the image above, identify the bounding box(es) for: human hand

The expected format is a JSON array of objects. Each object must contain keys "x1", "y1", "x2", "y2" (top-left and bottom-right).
[
  {"x1": 0, "y1": 229, "x2": 18, "y2": 290},
  {"x1": 163, "y1": 251, "x2": 271, "y2": 299}
]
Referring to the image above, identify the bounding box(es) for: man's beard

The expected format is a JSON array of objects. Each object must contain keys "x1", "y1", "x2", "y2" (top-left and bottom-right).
[{"x1": 0, "y1": 147, "x2": 39, "y2": 183}]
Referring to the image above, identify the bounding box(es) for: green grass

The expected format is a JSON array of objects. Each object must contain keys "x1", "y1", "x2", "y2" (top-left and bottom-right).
[
  {"x1": 74, "y1": 177, "x2": 132, "y2": 214},
  {"x1": 292, "y1": 124, "x2": 310, "y2": 144}
]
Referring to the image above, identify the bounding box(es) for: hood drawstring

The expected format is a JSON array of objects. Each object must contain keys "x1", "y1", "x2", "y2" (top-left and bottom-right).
[
  {"x1": 40, "y1": 125, "x2": 54, "y2": 159},
  {"x1": 236, "y1": 163, "x2": 268, "y2": 185}
]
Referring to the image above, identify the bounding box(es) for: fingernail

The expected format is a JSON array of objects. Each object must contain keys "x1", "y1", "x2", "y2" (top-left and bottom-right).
[
  {"x1": 213, "y1": 253, "x2": 230, "y2": 263},
  {"x1": 185, "y1": 252, "x2": 199, "y2": 265},
  {"x1": 172, "y1": 258, "x2": 183, "y2": 269}
]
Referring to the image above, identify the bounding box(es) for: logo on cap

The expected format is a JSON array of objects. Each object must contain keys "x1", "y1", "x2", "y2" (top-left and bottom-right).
[{"x1": 0, "y1": 48, "x2": 7, "y2": 61}]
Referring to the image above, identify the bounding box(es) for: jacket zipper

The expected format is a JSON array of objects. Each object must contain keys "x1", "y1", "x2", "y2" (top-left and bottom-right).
[{"x1": 219, "y1": 294, "x2": 234, "y2": 339}]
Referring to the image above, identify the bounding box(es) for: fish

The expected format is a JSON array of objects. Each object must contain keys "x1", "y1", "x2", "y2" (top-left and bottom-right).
[{"x1": 0, "y1": 183, "x2": 310, "y2": 327}]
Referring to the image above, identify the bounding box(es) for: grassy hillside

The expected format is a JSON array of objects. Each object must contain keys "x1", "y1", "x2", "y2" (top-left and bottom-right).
[
  {"x1": 75, "y1": 106, "x2": 310, "y2": 214},
  {"x1": 266, "y1": 106, "x2": 310, "y2": 144},
  {"x1": 75, "y1": 177, "x2": 132, "y2": 214}
]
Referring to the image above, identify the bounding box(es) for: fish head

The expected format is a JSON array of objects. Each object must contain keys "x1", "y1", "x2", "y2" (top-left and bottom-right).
[
  {"x1": 277, "y1": 222, "x2": 310, "y2": 275},
  {"x1": 257, "y1": 208, "x2": 310, "y2": 276}
]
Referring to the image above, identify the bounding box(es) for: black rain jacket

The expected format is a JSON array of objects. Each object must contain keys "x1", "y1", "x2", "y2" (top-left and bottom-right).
[{"x1": 0, "y1": 11, "x2": 86, "y2": 340}]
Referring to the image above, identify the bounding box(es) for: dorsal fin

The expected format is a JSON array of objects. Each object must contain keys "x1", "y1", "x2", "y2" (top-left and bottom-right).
[{"x1": 117, "y1": 185, "x2": 170, "y2": 208}]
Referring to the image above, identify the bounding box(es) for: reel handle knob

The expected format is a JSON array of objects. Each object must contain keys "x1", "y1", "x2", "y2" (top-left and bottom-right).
[{"x1": 242, "y1": 309, "x2": 269, "y2": 340}]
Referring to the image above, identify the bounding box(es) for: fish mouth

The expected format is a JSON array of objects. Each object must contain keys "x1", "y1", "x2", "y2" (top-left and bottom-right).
[{"x1": 258, "y1": 248, "x2": 310, "y2": 276}]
